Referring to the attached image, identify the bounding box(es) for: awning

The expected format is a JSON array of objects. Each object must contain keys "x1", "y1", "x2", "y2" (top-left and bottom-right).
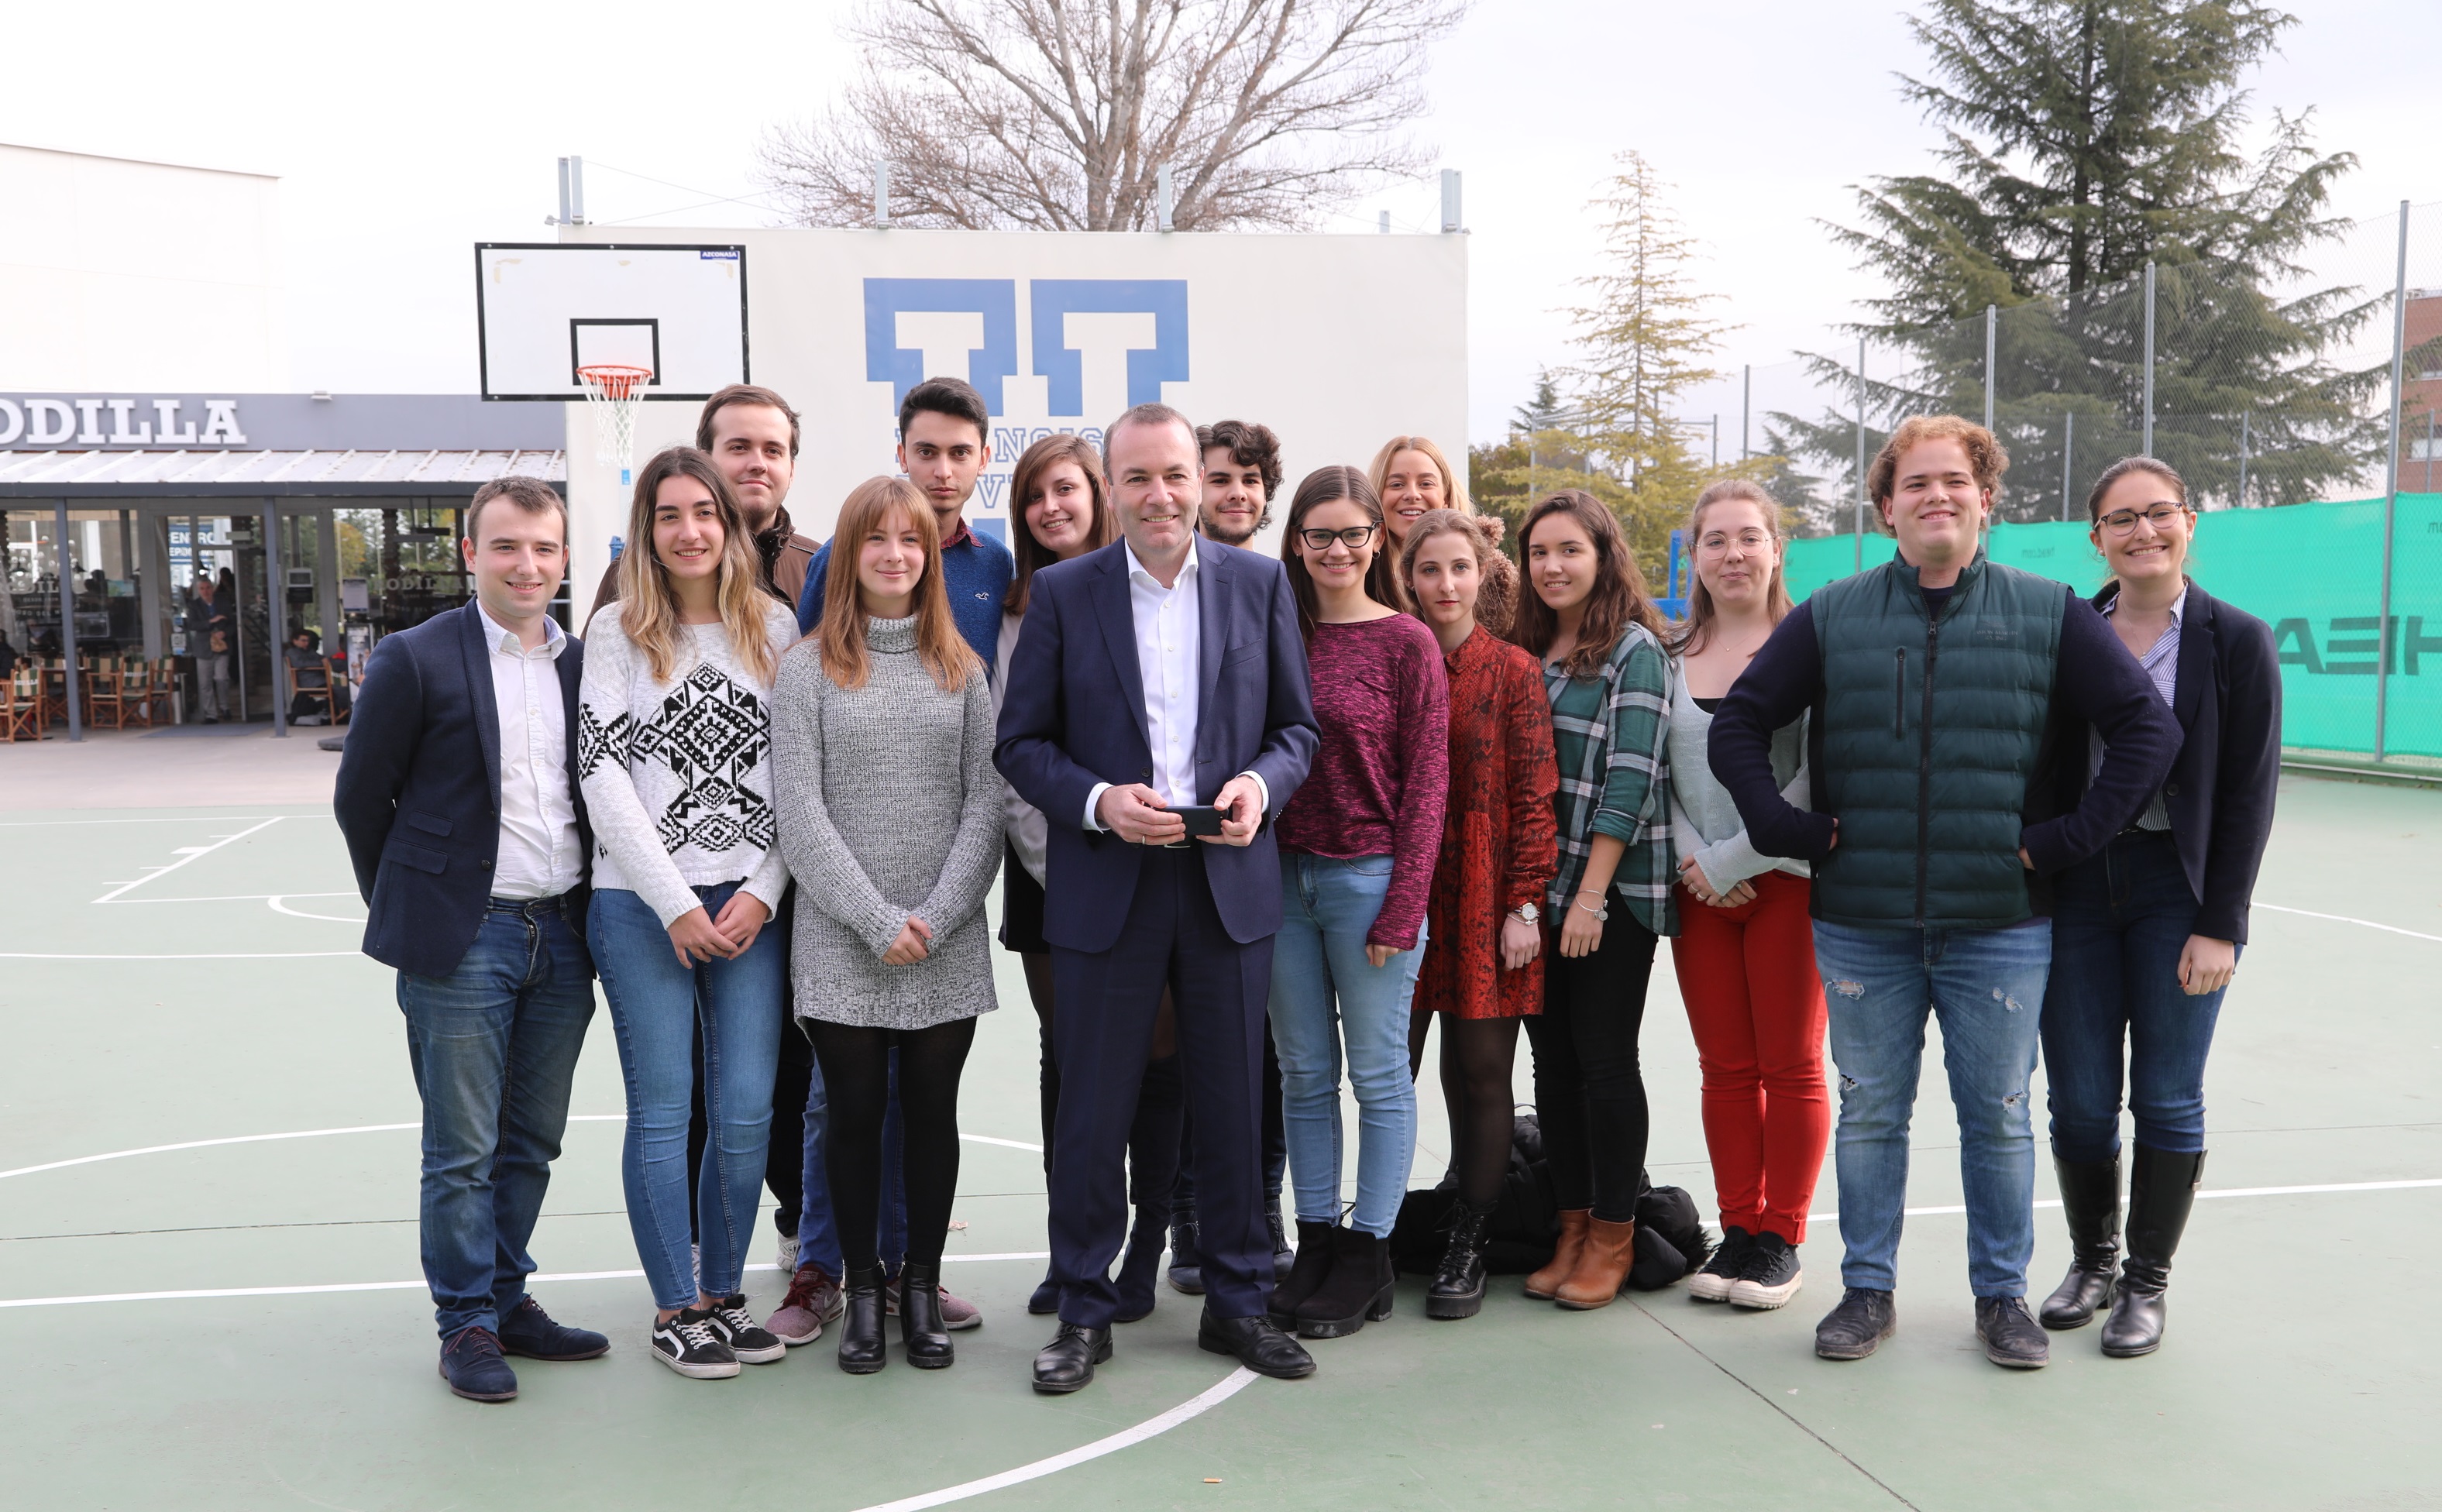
[{"x1": 0, "y1": 448, "x2": 567, "y2": 499}]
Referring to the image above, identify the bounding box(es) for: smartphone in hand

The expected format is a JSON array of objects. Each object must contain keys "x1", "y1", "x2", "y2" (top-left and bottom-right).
[{"x1": 1172, "y1": 805, "x2": 1226, "y2": 838}]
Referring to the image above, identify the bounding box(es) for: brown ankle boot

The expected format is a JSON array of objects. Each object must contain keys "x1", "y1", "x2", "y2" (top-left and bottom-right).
[
  {"x1": 1555, "y1": 1218, "x2": 1637, "y2": 1310},
  {"x1": 1525, "y1": 1209, "x2": 1591, "y2": 1300}
]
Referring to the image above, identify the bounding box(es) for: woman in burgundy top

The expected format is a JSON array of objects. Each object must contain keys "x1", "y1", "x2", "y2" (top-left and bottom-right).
[
  {"x1": 1398, "y1": 509, "x2": 1559, "y2": 1319},
  {"x1": 1263, "y1": 466, "x2": 1450, "y2": 1344}
]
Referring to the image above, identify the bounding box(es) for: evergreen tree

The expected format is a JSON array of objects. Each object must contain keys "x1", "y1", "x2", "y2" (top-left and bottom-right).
[{"x1": 1786, "y1": 0, "x2": 2376, "y2": 516}]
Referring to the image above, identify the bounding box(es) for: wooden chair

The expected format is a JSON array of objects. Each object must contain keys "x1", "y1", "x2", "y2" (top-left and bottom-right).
[
  {"x1": 40, "y1": 660, "x2": 71, "y2": 725},
  {"x1": 84, "y1": 655, "x2": 129, "y2": 730},
  {"x1": 2, "y1": 666, "x2": 43, "y2": 743},
  {"x1": 284, "y1": 652, "x2": 338, "y2": 726},
  {"x1": 112, "y1": 659, "x2": 159, "y2": 730}
]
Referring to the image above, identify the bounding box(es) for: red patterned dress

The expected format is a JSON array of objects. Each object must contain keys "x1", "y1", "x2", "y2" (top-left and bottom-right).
[{"x1": 1414, "y1": 627, "x2": 1560, "y2": 1019}]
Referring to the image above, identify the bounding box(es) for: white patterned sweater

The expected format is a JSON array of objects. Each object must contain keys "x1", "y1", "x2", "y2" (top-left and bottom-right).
[{"x1": 576, "y1": 599, "x2": 799, "y2": 928}]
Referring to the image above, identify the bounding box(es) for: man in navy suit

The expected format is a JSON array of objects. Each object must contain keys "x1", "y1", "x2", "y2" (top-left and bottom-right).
[
  {"x1": 996, "y1": 402, "x2": 1322, "y2": 1393},
  {"x1": 335, "y1": 476, "x2": 610, "y2": 1403}
]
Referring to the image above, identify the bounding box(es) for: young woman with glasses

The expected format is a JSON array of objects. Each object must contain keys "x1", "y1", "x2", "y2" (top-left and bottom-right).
[
  {"x1": 1263, "y1": 466, "x2": 1450, "y2": 1342},
  {"x1": 2036, "y1": 457, "x2": 2279, "y2": 1357}
]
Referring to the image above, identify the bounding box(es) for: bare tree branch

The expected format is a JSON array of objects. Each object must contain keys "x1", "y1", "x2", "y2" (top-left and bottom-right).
[{"x1": 755, "y1": 0, "x2": 1467, "y2": 232}]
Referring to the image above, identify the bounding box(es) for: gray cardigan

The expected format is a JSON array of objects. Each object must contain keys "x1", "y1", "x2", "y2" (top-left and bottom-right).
[
  {"x1": 1667, "y1": 659, "x2": 1809, "y2": 892},
  {"x1": 770, "y1": 614, "x2": 1003, "y2": 1029}
]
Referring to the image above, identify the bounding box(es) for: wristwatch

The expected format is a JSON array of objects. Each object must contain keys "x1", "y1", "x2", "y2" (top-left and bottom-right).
[{"x1": 1509, "y1": 902, "x2": 1540, "y2": 924}]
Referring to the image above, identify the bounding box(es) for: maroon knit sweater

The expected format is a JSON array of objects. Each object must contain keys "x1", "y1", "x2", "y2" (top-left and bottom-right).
[{"x1": 1275, "y1": 613, "x2": 1451, "y2": 950}]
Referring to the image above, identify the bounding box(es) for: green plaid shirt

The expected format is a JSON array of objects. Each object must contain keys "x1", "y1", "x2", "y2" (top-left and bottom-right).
[{"x1": 1543, "y1": 621, "x2": 1677, "y2": 936}]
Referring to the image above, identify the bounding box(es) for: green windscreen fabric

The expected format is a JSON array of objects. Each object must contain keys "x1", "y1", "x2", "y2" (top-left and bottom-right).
[{"x1": 1781, "y1": 495, "x2": 2442, "y2": 758}]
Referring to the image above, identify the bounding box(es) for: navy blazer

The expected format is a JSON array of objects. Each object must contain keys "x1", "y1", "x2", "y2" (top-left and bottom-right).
[
  {"x1": 333, "y1": 600, "x2": 594, "y2": 978},
  {"x1": 994, "y1": 538, "x2": 1320, "y2": 953},
  {"x1": 2059, "y1": 581, "x2": 2282, "y2": 943}
]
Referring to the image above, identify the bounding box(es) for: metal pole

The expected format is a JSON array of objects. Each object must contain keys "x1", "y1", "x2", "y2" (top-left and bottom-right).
[
  {"x1": 1156, "y1": 164, "x2": 1174, "y2": 232},
  {"x1": 2237, "y1": 411, "x2": 2249, "y2": 508},
  {"x1": 2062, "y1": 411, "x2": 2075, "y2": 521},
  {"x1": 2427, "y1": 408, "x2": 2435, "y2": 493},
  {"x1": 53, "y1": 498, "x2": 82, "y2": 742},
  {"x1": 265, "y1": 498, "x2": 286, "y2": 739},
  {"x1": 1741, "y1": 364, "x2": 1752, "y2": 460},
  {"x1": 2142, "y1": 260, "x2": 2157, "y2": 457},
  {"x1": 1711, "y1": 414, "x2": 1719, "y2": 469},
  {"x1": 1983, "y1": 304, "x2": 1997, "y2": 433},
  {"x1": 2375, "y1": 200, "x2": 2410, "y2": 762},
  {"x1": 874, "y1": 162, "x2": 891, "y2": 228},
  {"x1": 1854, "y1": 338, "x2": 1868, "y2": 570}
]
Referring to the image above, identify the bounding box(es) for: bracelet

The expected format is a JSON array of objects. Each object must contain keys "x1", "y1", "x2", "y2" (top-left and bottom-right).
[{"x1": 1573, "y1": 895, "x2": 1608, "y2": 920}]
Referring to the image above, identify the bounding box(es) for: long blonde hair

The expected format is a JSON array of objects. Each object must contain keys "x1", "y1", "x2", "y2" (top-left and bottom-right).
[
  {"x1": 817, "y1": 476, "x2": 978, "y2": 693},
  {"x1": 1667, "y1": 479, "x2": 1792, "y2": 657},
  {"x1": 1367, "y1": 435, "x2": 1472, "y2": 514},
  {"x1": 611, "y1": 447, "x2": 779, "y2": 686},
  {"x1": 1397, "y1": 507, "x2": 1513, "y2": 637}
]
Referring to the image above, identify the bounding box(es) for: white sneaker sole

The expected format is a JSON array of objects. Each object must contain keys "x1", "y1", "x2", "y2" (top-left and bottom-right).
[
  {"x1": 766, "y1": 1316, "x2": 823, "y2": 1346},
  {"x1": 652, "y1": 1348, "x2": 740, "y2": 1380},
  {"x1": 727, "y1": 1338, "x2": 788, "y2": 1365},
  {"x1": 1728, "y1": 1270, "x2": 1804, "y2": 1310},
  {"x1": 1686, "y1": 1271, "x2": 1736, "y2": 1302}
]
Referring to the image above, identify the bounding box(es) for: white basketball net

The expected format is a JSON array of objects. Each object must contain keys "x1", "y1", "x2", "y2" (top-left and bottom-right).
[{"x1": 576, "y1": 365, "x2": 653, "y2": 484}]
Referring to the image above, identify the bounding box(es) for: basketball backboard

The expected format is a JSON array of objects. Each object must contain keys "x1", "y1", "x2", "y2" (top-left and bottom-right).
[{"x1": 474, "y1": 242, "x2": 749, "y2": 400}]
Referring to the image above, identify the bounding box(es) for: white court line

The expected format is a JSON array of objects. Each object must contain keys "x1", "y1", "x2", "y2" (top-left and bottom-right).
[
  {"x1": 107, "y1": 892, "x2": 357, "y2": 905},
  {"x1": 849, "y1": 1369, "x2": 1260, "y2": 1512},
  {"x1": 2257, "y1": 902, "x2": 2442, "y2": 944},
  {"x1": 267, "y1": 896, "x2": 366, "y2": 923},
  {"x1": 1804, "y1": 1177, "x2": 2442, "y2": 1225},
  {"x1": 0, "y1": 950, "x2": 361, "y2": 959},
  {"x1": 90, "y1": 816, "x2": 284, "y2": 905},
  {"x1": 0, "y1": 816, "x2": 314, "y2": 828}
]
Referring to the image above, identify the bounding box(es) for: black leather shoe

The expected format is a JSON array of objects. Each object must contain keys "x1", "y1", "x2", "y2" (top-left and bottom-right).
[
  {"x1": 439, "y1": 1325, "x2": 518, "y2": 1402},
  {"x1": 1166, "y1": 1213, "x2": 1205, "y2": 1295},
  {"x1": 1814, "y1": 1287, "x2": 1897, "y2": 1360},
  {"x1": 496, "y1": 1296, "x2": 609, "y2": 1361},
  {"x1": 1267, "y1": 1208, "x2": 1295, "y2": 1277},
  {"x1": 1975, "y1": 1296, "x2": 2051, "y2": 1369},
  {"x1": 2103, "y1": 1145, "x2": 2205, "y2": 1358},
  {"x1": 2040, "y1": 1153, "x2": 2121, "y2": 1329},
  {"x1": 1267, "y1": 1218, "x2": 1336, "y2": 1325},
  {"x1": 1113, "y1": 1204, "x2": 1168, "y2": 1323},
  {"x1": 837, "y1": 1264, "x2": 888, "y2": 1376},
  {"x1": 1032, "y1": 1322, "x2": 1113, "y2": 1394},
  {"x1": 1425, "y1": 1201, "x2": 1492, "y2": 1320},
  {"x1": 1198, "y1": 1310, "x2": 1316, "y2": 1379},
  {"x1": 1295, "y1": 1225, "x2": 1394, "y2": 1338},
  {"x1": 898, "y1": 1261, "x2": 954, "y2": 1369}
]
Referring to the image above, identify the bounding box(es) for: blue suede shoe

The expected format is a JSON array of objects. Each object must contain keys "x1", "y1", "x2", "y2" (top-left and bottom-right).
[
  {"x1": 497, "y1": 1297, "x2": 610, "y2": 1362},
  {"x1": 439, "y1": 1325, "x2": 518, "y2": 1402}
]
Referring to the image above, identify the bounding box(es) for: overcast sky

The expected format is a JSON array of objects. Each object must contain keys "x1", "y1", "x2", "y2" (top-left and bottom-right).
[{"x1": 3, "y1": 0, "x2": 2430, "y2": 445}]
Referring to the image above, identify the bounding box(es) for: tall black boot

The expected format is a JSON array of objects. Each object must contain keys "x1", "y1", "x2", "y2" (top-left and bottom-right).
[
  {"x1": 1113, "y1": 1204, "x2": 1171, "y2": 1322},
  {"x1": 2103, "y1": 1146, "x2": 2204, "y2": 1358},
  {"x1": 898, "y1": 1260, "x2": 954, "y2": 1369},
  {"x1": 2039, "y1": 1152, "x2": 2121, "y2": 1329},
  {"x1": 837, "y1": 1263, "x2": 888, "y2": 1375},
  {"x1": 1425, "y1": 1201, "x2": 1494, "y2": 1321}
]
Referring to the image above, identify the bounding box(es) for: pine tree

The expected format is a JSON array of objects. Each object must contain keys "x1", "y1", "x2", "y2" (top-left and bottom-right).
[{"x1": 1788, "y1": 0, "x2": 2375, "y2": 515}]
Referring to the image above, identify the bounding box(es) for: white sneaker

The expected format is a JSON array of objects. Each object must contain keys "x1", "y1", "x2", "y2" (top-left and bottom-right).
[{"x1": 776, "y1": 1229, "x2": 800, "y2": 1275}]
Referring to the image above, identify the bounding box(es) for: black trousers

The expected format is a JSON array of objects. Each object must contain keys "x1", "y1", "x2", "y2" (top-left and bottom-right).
[
  {"x1": 1049, "y1": 847, "x2": 1274, "y2": 1326},
  {"x1": 1525, "y1": 908, "x2": 1657, "y2": 1223},
  {"x1": 1172, "y1": 1022, "x2": 1288, "y2": 1218}
]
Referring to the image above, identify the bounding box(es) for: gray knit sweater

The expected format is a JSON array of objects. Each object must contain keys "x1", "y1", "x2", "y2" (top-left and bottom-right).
[{"x1": 770, "y1": 614, "x2": 1003, "y2": 1029}]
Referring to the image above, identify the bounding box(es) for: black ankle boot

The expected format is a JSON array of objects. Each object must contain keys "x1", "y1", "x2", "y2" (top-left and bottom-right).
[
  {"x1": 2103, "y1": 1146, "x2": 2204, "y2": 1358},
  {"x1": 2039, "y1": 1152, "x2": 2121, "y2": 1329},
  {"x1": 897, "y1": 1261, "x2": 954, "y2": 1369},
  {"x1": 1166, "y1": 1211, "x2": 1205, "y2": 1296},
  {"x1": 1295, "y1": 1225, "x2": 1395, "y2": 1339},
  {"x1": 1267, "y1": 1218, "x2": 1336, "y2": 1325},
  {"x1": 1426, "y1": 1201, "x2": 1494, "y2": 1320},
  {"x1": 837, "y1": 1264, "x2": 888, "y2": 1375},
  {"x1": 1113, "y1": 1204, "x2": 1169, "y2": 1323}
]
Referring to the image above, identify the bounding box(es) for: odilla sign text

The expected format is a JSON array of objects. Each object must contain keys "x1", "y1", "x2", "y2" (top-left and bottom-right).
[{"x1": 0, "y1": 397, "x2": 246, "y2": 448}]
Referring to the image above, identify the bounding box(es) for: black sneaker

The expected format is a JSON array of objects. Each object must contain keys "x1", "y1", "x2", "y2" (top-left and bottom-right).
[
  {"x1": 707, "y1": 1294, "x2": 788, "y2": 1365},
  {"x1": 650, "y1": 1307, "x2": 740, "y2": 1380},
  {"x1": 1814, "y1": 1287, "x2": 1897, "y2": 1360},
  {"x1": 1687, "y1": 1225, "x2": 1750, "y2": 1302},
  {"x1": 1974, "y1": 1295, "x2": 2051, "y2": 1369},
  {"x1": 1728, "y1": 1232, "x2": 1804, "y2": 1311}
]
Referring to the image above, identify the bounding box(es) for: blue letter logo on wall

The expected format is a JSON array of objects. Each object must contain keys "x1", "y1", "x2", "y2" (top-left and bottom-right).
[{"x1": 863, "y1": 278, "x2": 1189, "y2": 415}]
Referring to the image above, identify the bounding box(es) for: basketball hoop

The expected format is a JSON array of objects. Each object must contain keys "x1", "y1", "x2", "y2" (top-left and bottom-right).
[{"x1": 576, "y1": 364, "x2": 655, "y2": 485}]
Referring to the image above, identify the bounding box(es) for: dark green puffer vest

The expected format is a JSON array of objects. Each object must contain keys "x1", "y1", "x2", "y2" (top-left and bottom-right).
[{"x1": 1811, "y1": 553, "x2": 2067, "y2": 929}]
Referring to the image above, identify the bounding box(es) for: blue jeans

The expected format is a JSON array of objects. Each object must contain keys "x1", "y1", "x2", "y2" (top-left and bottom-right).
[
  {"x1": 793, "y1": 1046, "x2": 908, "y2": 1277},
  {"x1": 396, "y1": 896, "x2": 594, "y2": 1339},
  {"x1": 1814, "y1": 918, "x2": 2052, "y2": 1298},
  {"x1": 590, "y1": 883, "x2": 786, "y2": 1310},
  {"x1": 2042, "y1": 830, "x2": 2231, "y2": 1161},
  {"x1": 1269, "y1": 853, "x2": 1425, "y2": 1239}
]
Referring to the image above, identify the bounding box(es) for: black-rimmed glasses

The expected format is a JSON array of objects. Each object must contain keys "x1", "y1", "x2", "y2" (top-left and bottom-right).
[{"x1": 1296, "y1": 524, "x2": 1378, "y2": 551}]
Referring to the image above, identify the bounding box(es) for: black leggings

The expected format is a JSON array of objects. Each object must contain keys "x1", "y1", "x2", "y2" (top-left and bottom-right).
[
  {"x1": 807, "y1": 1016, "x2": 976, "y2": 1271},
  {"x1": 1409, "y1": 1014, "x2": 1525, "y2": 1209},
  {"x1": 1525, "y1": 909, "x2": 1656, "y2": 1223}
]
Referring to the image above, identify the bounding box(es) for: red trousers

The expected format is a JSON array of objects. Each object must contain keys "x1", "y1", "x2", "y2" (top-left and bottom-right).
[{"x1": 1669, "y1": 869, "x2": 1828, "y2": 1243}]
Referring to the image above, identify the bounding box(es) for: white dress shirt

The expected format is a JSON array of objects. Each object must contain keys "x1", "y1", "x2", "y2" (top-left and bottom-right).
[
  {"x1": 477, "y1": 604, "x2": 584, "y2": 898},
  {"x1": 1084, "y1": 537, "x2": 1266, "y2": 831}
]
